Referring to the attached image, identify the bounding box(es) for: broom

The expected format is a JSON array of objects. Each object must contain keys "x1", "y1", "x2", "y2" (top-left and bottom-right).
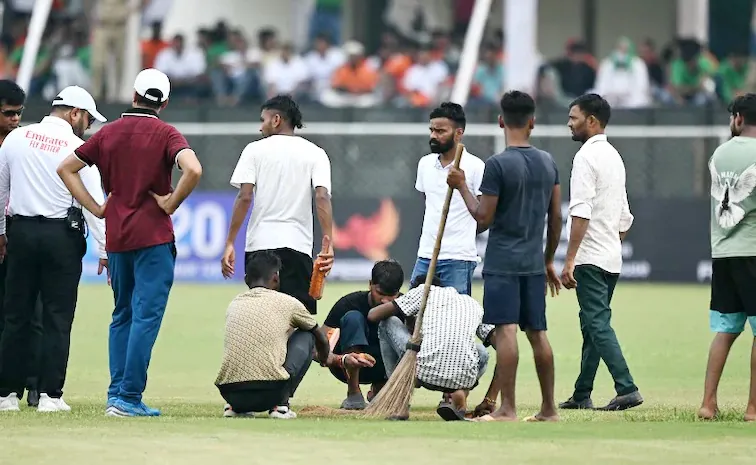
[{"x1": 363, "y1": 143, "x2": 466, "y2": 420}]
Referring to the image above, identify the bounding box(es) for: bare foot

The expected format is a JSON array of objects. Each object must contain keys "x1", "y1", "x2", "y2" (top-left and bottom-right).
[
  {"x1": 744, "y1": 408, "x2": 756, "y2": 422},
  {"x1": 469, "y1": 399, "x2": 496, "y2": 418},
  {"x1": 475, "y1": 406, "x2": 518, "y2": 422},
  {"x1": 698, "y1": 405, "x2": 719, "y2": 420},
  {"x1": 473, "y1": 413, "x2": 518, "y2": 422},
  {"x1": 523, "y1": 412, "x2": 560, "y2": 422}
]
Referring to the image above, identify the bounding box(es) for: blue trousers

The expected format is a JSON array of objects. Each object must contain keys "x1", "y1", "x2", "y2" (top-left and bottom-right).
[
  {"x1": 107, "y1": 243, "x2": 176, "y2": 403},
  {"x1": 411, "y1": 258, "x2": 477, "y2": 295},
  {"x1": 328, "y1": 310, "x2": 387, "y2": 385}
]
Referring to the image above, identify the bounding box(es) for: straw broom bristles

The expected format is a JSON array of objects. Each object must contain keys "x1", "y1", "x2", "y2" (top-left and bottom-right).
[
  {"x1": 362, "y1": 143, "x2": 466, "y2": 420},
  {"x1": 361, "y1": 347, "x2": 417, "y2": 419}
]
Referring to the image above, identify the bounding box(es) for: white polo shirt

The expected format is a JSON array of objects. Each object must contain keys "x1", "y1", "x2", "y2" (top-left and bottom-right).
[
  {"x1": 568, "y1": 134, "x2": 633, "y2": 274},
  {"x1": 0, "y1": 116, "x2": 107, "y2": 258},
  {"x1": 415, "y1": 149, "x2": 484, "y2": 261},
  {"x1": 230, "y1": 134, "x2": 331, "y2": 256}
]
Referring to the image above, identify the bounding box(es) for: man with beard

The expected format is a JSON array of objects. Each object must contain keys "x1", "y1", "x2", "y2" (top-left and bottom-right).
[
  {"x1": 0, "y1": 80, "x2": 44, "y2": 408},
  {"x1": 559, "y1": 93, "x2": 642, "y2": 412},
  {"x1": 413, "y1": 102, "x2": 484, "y2": 296},
  {"x1": 0, "y1": 86, "x2": 107, "y2": 413},
  {"x1": 698, "y1": 94, "x2": 756, "y2": 422}
]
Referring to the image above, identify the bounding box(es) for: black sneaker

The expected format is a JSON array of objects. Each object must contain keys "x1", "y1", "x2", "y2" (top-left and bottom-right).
[
  {"x1": 27, "y1": 390, "x2": 40, "y2": 408},
  {"x1": 595, "y1": 391, "x2": 643, "y2": 411},
  {"x1": 559, "y1": 397, "x2": 594, "y2": 410}
]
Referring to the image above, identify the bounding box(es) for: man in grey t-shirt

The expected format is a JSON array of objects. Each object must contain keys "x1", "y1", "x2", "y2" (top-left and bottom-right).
[{"x1": 447, "y1": 91, "x2": 562, "y2": 422}]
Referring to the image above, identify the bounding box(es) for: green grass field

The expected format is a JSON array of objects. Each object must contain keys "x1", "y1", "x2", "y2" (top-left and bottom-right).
[{"x1": 2, "y1": 282, "x2": 755, "y2": 465}]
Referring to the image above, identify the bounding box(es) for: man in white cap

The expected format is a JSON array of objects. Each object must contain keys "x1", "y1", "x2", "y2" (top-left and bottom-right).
[
  {"x1": 0, "y1": 86, "x2": 108, "y2": 413},
  {"x1": 57, "y1": 69, "x2": 203, "y2": 417}
]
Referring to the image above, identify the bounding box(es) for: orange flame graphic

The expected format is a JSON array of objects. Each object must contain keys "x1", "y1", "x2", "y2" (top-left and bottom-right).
[{"x1": 331, "y1": 199, "x2": 400, "y2": 261}]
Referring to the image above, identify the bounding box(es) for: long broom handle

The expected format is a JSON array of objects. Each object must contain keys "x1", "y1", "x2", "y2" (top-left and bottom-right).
[{"x1": 408, "y1": 143, "x2": 465, "y2": 347}]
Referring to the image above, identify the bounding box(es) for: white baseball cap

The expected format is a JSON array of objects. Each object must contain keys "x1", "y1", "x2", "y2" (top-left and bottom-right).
[
  {"x1": 52, "y1": 86, "x2": 107, "y2": 123},
  {"x1": 134, "y1": 68, "x2": 171, "y2": 104}
]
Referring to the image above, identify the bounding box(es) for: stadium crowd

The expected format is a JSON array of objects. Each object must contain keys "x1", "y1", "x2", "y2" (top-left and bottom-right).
[{"x1": 0, "y1": 0, "x2": 749, "y2": 110}]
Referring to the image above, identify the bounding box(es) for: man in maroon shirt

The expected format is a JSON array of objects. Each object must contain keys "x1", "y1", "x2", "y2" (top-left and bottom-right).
[{"x1": 56, "y1": 68, "x2": 203, "y2": 417}]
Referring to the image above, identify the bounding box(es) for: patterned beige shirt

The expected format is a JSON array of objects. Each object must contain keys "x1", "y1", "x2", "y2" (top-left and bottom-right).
[{"x1": 215, "y1": 287, "x2": 317, "y2": 386}]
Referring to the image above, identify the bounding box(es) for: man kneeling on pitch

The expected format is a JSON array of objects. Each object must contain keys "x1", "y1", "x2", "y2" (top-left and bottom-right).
[
  {"x1": 321, "y1": 260, "x2": 404, "y2": 410},
  {"x1": 367, "y1": 275, "x2": 494, "y2": 421},
  {"x1": 215, "y1": 251, "x2": 374, "y2": 418}
]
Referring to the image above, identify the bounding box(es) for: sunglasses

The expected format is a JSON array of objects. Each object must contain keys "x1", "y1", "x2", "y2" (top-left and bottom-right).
[{"x1": 1, "y1": 108, "x2": 24, "y2": 117}]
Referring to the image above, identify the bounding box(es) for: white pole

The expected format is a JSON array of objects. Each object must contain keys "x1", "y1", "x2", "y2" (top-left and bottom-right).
[
  {"x1": 504, "y1": 0, "x2": 538, "y2": 93},
  {"x1": 449, "y1": 0, "x2": 493, "y2": 106},
  {"x1": 17, "y1": 0, "x2": 54, "y2": 94},
  {"x1": 293, "y1": 0, "x2": 315, "y2": 50},
  {"x1": 0, "y1": 2, "x2": 5, "y2": 38},
  {"x1": 677, "y1": 0, "x2": 709, "y2": 43},
  {"x1": 120, "y1": 0, "x2": 142, "y2": 102}
]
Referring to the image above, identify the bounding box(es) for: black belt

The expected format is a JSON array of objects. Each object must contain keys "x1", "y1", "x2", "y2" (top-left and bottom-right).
[{"x1": 11, "y1": 215, "x2": 66, "y2": 223}]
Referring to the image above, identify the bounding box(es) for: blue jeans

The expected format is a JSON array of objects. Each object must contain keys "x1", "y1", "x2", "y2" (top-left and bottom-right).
[
  {"x1": 378, "y1": 316, "x2": 489, "y2": 384},
  {"x1": 411, "y1": 258, "x2": 477, "y2": 295},
  {"x1": 329, "y1": 310, "x2": 387, "y2": 384},
  {"x1": 107, "y1": 243, "x2": 176, "y2": 403},
  {"x1": 339, "y1": 310, "x2": 370, "y2": 349}
]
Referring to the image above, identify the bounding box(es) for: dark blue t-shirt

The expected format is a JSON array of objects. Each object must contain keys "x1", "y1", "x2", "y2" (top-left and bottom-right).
[{"x1": 480, "y1": 146, "x2": 559, "y2": 276}]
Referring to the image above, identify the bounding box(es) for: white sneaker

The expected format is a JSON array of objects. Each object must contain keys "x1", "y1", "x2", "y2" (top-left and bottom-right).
[
  {"x1": 223, "y1": 403, "x2": 254, "y2": 418},
  {"x1": 269, "y1": 405, "x2": 297, "y2": 419},
  {"x1": 0, "y1": 393, "x2": 20, "y2": 412},
  {"x1": 37, "y1": 394, "x2": 71, "y2": 412}
]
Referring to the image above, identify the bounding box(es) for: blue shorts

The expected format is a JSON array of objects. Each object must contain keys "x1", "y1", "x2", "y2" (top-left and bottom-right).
[
  {"x1": 709, "y1": 311, "x2": 756, "y2": 334},
  {"x1": 482, "y1": 273, "x2": 546, "y2": 330}
]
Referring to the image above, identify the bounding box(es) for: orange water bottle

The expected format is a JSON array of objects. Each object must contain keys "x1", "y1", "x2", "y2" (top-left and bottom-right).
[{"x1": 309, "y1": 235, "x2": 331, "y2": 300}]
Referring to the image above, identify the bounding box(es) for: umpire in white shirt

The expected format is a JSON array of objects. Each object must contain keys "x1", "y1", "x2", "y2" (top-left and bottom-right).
[{"x1": 0, "y1": 86, "x2": 107, "y2": 413}]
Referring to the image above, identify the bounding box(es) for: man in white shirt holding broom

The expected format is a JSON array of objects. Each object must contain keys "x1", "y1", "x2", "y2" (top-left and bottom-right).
[{"x1": 413, "y1": 102, "x2": 484, "y2": 296}]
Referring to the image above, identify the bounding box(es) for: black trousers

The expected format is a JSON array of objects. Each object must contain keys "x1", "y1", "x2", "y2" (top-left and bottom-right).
[
  {"x1": 245, "y1": 248, "x2": 317, "y2": 314},
  {"x1": 0, "y1": 216, "x2": 85, "y2": 398},
  {"x1": 217, "y1": 331, "x2": 315, "y2": 413},
  {"x1": 0, "y1": 215, "x2": 44, "y2": 391}
]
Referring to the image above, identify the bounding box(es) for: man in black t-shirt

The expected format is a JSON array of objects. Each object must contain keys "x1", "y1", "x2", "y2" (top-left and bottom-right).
[{"x1": 321, "y1": 260, "x2": 404, "y2": 410}]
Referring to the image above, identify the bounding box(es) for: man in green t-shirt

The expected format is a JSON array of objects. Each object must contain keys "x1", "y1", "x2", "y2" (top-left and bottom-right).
[
  {"x1": 699, "y1": 94, "x2": 756, "y2": 422},
  {"x1": 669, "y1": 46, "x2": 716, "y2": 105},
  {"x1": 718, "y1": 53, "x2": 748, "y2": 104}
]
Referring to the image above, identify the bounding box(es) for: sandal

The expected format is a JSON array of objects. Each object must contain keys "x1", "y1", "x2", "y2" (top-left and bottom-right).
[{"x1": 436, "y1": 402, "x2": 466, "y2": 421}]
